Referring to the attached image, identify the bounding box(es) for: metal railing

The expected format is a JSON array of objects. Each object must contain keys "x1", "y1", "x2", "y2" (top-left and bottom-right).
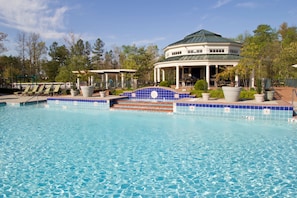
[
  {"x1": 24, "y1": 94, "x2": 39, "y2": 105},
  {"x1": 292, "y1": 89, "x2": 297, "y2": 105}
]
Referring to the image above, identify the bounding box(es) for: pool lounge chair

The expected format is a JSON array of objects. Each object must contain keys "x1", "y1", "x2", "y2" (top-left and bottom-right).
[
  {"x1": 34, "y1": 84, "x2": 45, "y2": 95},
  {"x1": 14, "y1": 86, "x2": 31, "y2": 96},
  {"x1": 27, "y1": 85, "x2": 39, "y2": 96},
  {"x1": 52, "y1": 84, "x2": 61, "y2": 95},
  {"x1": 43, "y1": 85, "x2": 52, "y2": 96}
]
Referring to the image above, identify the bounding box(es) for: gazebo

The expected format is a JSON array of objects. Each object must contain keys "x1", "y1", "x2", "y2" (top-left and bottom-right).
[
  {"x1": 154, "y1": 29, "x2": 242, "y2": 89},
  {"x1": 72, "y1": 69, "x2": 137, "y2": 89}
]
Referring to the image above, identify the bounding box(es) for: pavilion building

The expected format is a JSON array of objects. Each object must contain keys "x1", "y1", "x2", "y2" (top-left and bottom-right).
[{"x1": 153, "y1": 29, "x2": 242, "y2": 89}]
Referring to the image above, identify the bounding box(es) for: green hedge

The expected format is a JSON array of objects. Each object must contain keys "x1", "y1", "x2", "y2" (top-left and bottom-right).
[
  {"x1": 159, "y1": 81, "x2": 170, "y2": 87},
  {"x1": 191, "y1": 88, "x2": 256, "y2": 99}
]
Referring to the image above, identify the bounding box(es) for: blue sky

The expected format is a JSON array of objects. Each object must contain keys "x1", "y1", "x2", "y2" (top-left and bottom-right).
[{"x1": 0, "y1": 0, "x2": 297, "y2": 55}]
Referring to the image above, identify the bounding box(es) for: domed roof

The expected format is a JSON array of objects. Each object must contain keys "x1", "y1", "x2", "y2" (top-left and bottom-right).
[{"x1": 168, "y1": 29, "x2": 240, "y2": 46}]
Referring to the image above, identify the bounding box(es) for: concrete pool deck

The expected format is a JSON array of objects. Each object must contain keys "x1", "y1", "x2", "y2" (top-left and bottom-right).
[
  {"x1": 0, "y1": 93, "x2": 293, "y2": 106},
  {"x1": 1, "y1": 92, "x2": 296, "y2": 121}
]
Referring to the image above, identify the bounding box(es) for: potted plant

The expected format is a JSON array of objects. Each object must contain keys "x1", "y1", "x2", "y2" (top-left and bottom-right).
[
  {"x1": 79, "y1": 70, "x2": 95, "y2": 97},
  {"x1": 216, "y1": 66, "x2": 242, "y2": 102},
  {"x1": 99, "y1": 90, "x2": 106, "y2": 97},
  {"x1": 254, "y1": 79, "x2": 264, "y2": 102},
  {"x1": 194, "y1": 79, "x2": 210, "y2": 101},
  {"x1": 70, "y1": 83, "x2": 79, "y2": 96}
]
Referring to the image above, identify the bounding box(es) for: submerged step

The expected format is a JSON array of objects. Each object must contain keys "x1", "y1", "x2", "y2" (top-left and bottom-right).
[
  {"x1": 111, "y1": 106, "x2": 173, "y2": 113},
  {"x1": 111, "y1": 99, "x2": 173, "y2": 113}
]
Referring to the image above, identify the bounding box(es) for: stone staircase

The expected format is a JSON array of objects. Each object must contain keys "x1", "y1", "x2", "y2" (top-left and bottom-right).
[{"x1": 111, "y1": 99, "x2": 173, "y2": 113}]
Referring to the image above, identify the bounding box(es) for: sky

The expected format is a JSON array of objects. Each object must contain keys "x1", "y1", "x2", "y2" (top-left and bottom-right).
[{"x1": 0, "y1": 0, "x2": 297, "y2": 56}]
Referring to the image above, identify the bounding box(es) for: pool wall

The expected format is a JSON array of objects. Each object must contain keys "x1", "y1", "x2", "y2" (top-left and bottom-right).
[
  {"x1": 47, "y1": 98, "x2": 110, "y2": 110},
  {"x1": 121, "y1": 86, "x2": 194, "y2": 101},
  {"x1": 174, "y1": 102, "x2": 293, "y2": 121}
]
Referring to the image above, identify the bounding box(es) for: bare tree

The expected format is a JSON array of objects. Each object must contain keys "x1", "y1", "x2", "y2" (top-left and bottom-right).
[
  {"x1": 0, "y1": 32, "x2": 8, "y2": 54},
  {"x1": 26, "y1": 33, "x2": 47, "y2": 76},
  {"x1": 16, "y1": 32, "x2": 27, "y2": 74}
]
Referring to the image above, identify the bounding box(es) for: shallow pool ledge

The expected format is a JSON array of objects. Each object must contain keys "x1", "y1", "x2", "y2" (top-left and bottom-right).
[{"x1": 46, "y1": 96, "x2": 126, "y2": 110}]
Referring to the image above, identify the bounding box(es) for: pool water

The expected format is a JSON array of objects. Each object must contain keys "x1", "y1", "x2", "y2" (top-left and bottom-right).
[{"x1": 1, "y1": 105, "x2": 297, "y2": 197}]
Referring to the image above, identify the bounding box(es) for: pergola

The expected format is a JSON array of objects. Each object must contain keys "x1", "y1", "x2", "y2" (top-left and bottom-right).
[
  {"x1": 154, "y1": 29, "x2": 242, "y2": 89},
  {"x1": 72, "y1": 69, "x2": 137, "y2": 89}
]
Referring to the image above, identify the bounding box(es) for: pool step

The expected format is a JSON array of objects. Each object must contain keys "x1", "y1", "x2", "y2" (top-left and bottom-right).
[{"x1": 111, "y1": 100, "x2": 173, "y2": 113}]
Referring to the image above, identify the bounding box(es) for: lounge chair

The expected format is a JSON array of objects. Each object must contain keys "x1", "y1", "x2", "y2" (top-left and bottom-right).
[
  {"x1": 27, "y1": 85, "x2": 39, "y2": 96},
  {"x1": 43, "y1": 85, "x2": 52, "y2": 96},
  {"x1": 52, "y1": 84, "x2": 61, "y2": 95},
  {"x1": 35, "y1": 84, "x2": 45, "y2": 95},
  {"x1": 14, "y1": 86, "x2": 31, "y2": 96}
]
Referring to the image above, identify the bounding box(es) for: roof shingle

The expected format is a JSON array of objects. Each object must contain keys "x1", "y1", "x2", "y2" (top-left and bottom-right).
[{"x1": 168, "y1": 29, "x2": 240, "y2": 46}]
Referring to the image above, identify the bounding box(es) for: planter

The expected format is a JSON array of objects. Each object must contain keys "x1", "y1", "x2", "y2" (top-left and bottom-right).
[
  {"x1": 254, "y1": 94, "x2": 265, "y2": 102},
  {"x1": 202, "y1": 93, "x2": 210, "y2": 101},
  {"x1": 99, "y1": 91, "x2": 106, "y2": 98},
  {"x1": 265, "y1": 90, "x2": 275, "y2": 101},
  {"x1": 70, "y1": 89, "x2": 79, "y2": 97},
  {"x1": 222, "y1": 86, "x2": 242, "y2": 102},
  {"x1": 80, "y1": 86, "x2": 94, "y2": 97}
]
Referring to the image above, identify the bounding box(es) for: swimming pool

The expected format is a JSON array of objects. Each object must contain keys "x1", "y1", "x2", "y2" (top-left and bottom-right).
[{"x1": 1, "y1": 105, "x2": 297, "y2": 197}]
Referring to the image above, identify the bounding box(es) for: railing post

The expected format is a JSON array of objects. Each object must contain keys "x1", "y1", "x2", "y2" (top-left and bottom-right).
[{"x1": 292, "y1": 89, "x2": 297, "y2": 105}]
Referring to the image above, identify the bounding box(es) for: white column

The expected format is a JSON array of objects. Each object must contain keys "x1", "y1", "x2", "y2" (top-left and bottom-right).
[
  {"x1": 115, "y1": 74, "x2": 118, "y2": 87},
  {"x1": 154, "y1": 67, "x2": 157, "y2": 85},
  {"x1": 77, "y1": 77, "x2": 80, "y2": 89},
  {"x1": 101, "y1": 74, "x2": 104, "y2": 88},
  {"x1": 235, "y1": 75, "x2": 239, "y2": 87},
  {"x1": 175, "y1": 65, "x2": 179, "y2": 89},
  {"x1": 181, "y1": 67, "x2": 185, "y2": 86},
  {"x1": 121, "y1": 73, "x2": 124, "y2": 88},
  {"x1": 162, "y1": 69, "x2": 165, "y2": 81},
  {"x1": 90, "y1": 75, "x2": 94, "y2": 86},
  {"x1": 157, "y1": 68, "x2": 160, "y2": 83},
  {"x1": 105, "y1": 73, "x2": 108, "y2": 89},
  {"x1": 234, "y1": 64, "x2": 239, "y2": 87},
  {"x1": 250, "y1": 69, "x2": 255, "y2": 88},
  {"x1": 206, "y1": 65, "x2": 210, "y2": 88},
  {"x1": 215, "y1": 65, "x2": 218, "y2": 87}
]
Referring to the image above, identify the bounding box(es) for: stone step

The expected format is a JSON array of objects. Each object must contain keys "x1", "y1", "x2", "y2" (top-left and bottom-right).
[
  {"x1": 111, "y1": 100, "x2": 173, "y2": 112},
  {"x1": 116, "y1": 100, "x2": 173, "y2": 105}
]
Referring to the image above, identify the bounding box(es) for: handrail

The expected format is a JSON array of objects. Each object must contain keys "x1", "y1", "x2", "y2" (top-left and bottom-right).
[
  {"x1": 24, "y1": 94, "x2": 39, "y2": 105},
  {"x1": 292, "y1": 88, "x2": 297, "y2": 106},
  {"x1": 24, "y1": 95, "x2": 36, "y2": 103}
]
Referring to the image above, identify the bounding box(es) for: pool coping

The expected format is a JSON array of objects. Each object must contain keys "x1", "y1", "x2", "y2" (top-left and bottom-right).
[
  {"x1": 0, "y1": 94, "x2": 293, "y2": 109},
  {"x1": 1, "y1": 94, "x2": 296, "y2": 121}
]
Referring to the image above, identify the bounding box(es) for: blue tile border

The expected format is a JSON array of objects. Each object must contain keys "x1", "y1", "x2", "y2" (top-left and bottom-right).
[
  {"x1": 47, "y1": 97, "x2": 110, "y2": 110},
  {"x1": 176, "y1": 102, "x2": 293, "y2": 111},
  {"x1": 174, "y1": 102, "x2": 293, "y2": 121},
  {"x1": 121, "y1": 86, "x2": 194, "y2": 101},
  {"x1": 48, "y1": 97, "x2": 108, "y2": 103}
]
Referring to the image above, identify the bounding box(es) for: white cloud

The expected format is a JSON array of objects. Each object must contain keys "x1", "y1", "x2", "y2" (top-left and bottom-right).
[
  {"x1": 236, "y1": 2, "x2": 257, "y2": 8},
  {"x1": 0, "y1": 0, "x2": 69, "y2": 39},
  {"x1": 213, "y1": 0, "x2": 232, "y2": 8},
  {"x1": 132, "y1": 37, "x2": 165, "y2": 46}
]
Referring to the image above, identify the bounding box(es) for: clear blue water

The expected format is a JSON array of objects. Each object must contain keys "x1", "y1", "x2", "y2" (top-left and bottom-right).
[{"x1": 1, "y1": 105, "x2": 297, "y2": 197}]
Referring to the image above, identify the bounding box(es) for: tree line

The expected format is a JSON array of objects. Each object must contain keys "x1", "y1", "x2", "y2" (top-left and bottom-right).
[
  {"x1": 0, "y1": 32, "x2": 160, "y2": 87},
  {"x1": 220, "y1": 22, "x2": 297, "y2": 87},
  {"x1": 1, "y1": 22, "x2": 297, "y2": 88}
]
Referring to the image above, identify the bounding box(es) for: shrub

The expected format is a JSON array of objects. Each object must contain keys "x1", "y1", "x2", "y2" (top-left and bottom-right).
[
  {"x1": 256, "y1": 79, "x2": 262, "y2": 94},
  {"x1": 194, "y1": 80, "x2": 208, "y2": 91},
  {"x1": 191, "y1": 88, "x2": 257, "y2": 99},
  {"x1": 159, "y1": 80, "x2": 170, "y2": 87},
  {"x1": 209, "y1": 89, "x2": 224, "y2": 98},
  {"x1": 191, "y1": 89, "x2": 204, "y2": 97},
  {"x1": 240, "y1": 89, "x2": 257, "y2": 99},
  {"x1": 191, "y1": 88, "x2": 224, "y2": 98}
]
